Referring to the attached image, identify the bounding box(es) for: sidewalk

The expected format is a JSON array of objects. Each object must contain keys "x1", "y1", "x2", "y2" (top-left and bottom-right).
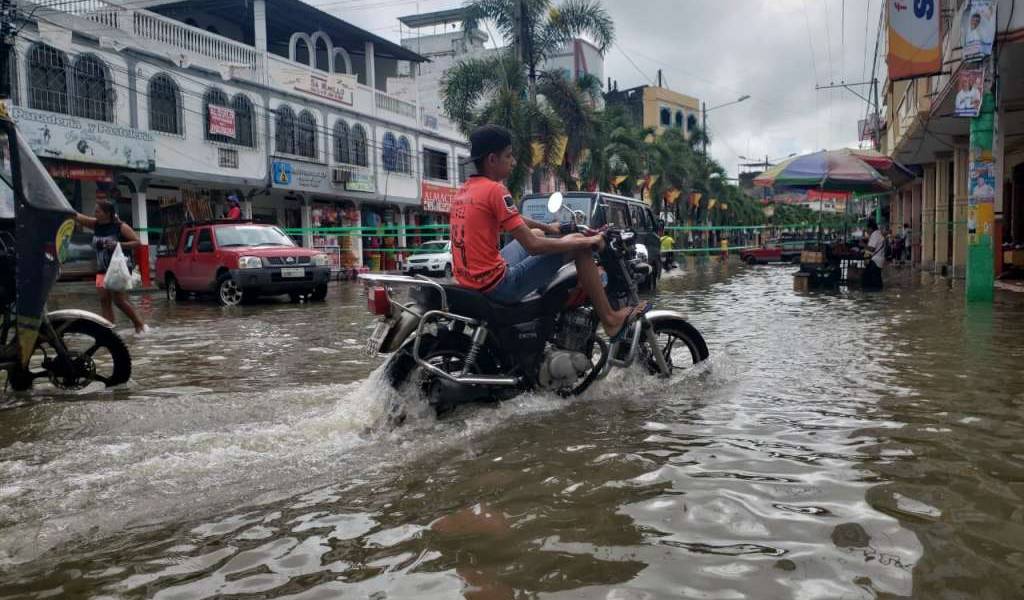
[{"x1": 54, "y1": 280, "x2": 162, "y2": 296}]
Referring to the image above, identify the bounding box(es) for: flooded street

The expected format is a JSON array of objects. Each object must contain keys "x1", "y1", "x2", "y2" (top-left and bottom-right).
[{"x1": 2, "y1": 261, "x2": 1024, "y2": 599}]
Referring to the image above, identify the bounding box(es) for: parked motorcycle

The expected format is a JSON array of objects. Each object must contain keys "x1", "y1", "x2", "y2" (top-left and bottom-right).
[
  {"x1": 0, "y1": 107, "x2": 131, "y2": 393},
  {"x1": 361, "y1": 192, "x2": 708, "y2": 418}
]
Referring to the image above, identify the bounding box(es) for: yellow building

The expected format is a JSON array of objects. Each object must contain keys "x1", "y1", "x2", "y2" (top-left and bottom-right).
[{"x1": 606, "y1": 84, "x2": 701, "y2": 137}]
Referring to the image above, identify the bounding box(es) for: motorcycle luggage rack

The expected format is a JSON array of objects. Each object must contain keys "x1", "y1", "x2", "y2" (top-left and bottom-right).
[{"x1": 358, "y1": 273, "x2": 449, "y2": 311}]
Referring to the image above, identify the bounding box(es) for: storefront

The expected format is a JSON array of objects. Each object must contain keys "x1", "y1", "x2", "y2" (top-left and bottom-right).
[
  {"x1": 270, "y1": 156, "x2": 377, "y2": 271},
  {"x1": 414, "y1": 181, "x2": 455, "y2": 246}
]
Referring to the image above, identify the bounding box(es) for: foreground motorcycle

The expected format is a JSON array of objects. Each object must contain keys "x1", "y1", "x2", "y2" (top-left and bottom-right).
[
  {"x1": 361, "y1": 193, "x2": 708, "y2": 417},
  {"x1": 0, "y1": 108, "x2": 131, "y2": 392}
]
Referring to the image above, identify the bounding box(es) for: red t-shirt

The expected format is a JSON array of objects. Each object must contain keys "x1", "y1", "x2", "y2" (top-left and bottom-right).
[
  {"x1": 227, "y1": 206, "x2": 242, "y2": 220},
  {"x1": 450, "y1": 176, "x2": 525, "y2": 291}
]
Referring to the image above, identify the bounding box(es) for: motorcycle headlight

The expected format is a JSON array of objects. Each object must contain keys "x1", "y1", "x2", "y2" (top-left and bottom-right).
[
  {"x1": 312, "y1": 254, "x2": 330, "y2": 267},
  {"x1": 238, "y1": 256, "x2": 263, "y2": 269}
]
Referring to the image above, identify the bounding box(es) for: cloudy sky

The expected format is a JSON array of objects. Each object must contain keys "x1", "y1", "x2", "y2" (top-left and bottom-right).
[{"x1": 313, "y1": 0, "x2": 885, "y2": 177}]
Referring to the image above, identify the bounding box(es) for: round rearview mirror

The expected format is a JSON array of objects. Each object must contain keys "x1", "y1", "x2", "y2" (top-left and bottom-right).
[{"x1": 547, "y1": 192, "x2": 564, "y2": 214}]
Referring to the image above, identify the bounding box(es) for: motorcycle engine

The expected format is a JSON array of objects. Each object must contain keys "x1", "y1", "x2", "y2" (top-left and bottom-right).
[
  {"x1": 539, "y1": 350, "x2": 592, "y2": 391},
  {"x1": 553, "y1": 307, "x2": 597, "y2": 354}
]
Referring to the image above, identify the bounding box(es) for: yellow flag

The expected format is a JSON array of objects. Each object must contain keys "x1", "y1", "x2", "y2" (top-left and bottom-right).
[
  {"x1": 664, "y1": 188, "x2": 682, "y2": 204},
  {"x1": 722, "y1": 203, "x2": 729, "y2": 210},
  {"x1": 709, "y1": 198, "x2": 718, "y2": 209},
  {"x1": 647, "y1": 175, "x2": 659, "y2": 190},
  {"x1": 611, "y1": 175, "x2": 628, "y2": 188},
  {"x1": 690, "y1": 192, "x2": 702, "y2": 207}
]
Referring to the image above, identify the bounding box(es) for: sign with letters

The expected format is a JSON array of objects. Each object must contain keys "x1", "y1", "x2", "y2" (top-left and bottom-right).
[
  {"x1": 887, "y1": 0, "x2": 941, "y2": 80},
  {"x1": 9, "y1": 105, "x2": 155, "y2": 170}
]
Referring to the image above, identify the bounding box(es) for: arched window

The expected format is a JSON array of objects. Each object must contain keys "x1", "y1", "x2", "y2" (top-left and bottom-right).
[
  {"x1": 659, "y1": 107, "x2": 671, "y2": 127},
  {"x1": 28, "y1": 44, "x2": 69, "y2": 114},
  {"x1": 351, "y1": 124, "x2": 368, "y2": 167},
  {"x1": 204, "y1": 87, "x2": 231, "y2": 142},
  {"x1": 148, "y1": 74, "x2": 182, "y2": 135},
  {"x1": 233, "y1": 94, "x2": 254, "y2": 148},
  {"x1": 72, "y1": 55, "x2": 113, "y2": 122},
  {"x1": 397, "y1": 136, "x2": 412, "y2": 174},
  {"x1": 296, "y1": 110, "x2": 317, "y2": 159},
  {"x1": 315, "y1": 37, "x2": 330, "y2": 72},
  {"x1": 294, "y1": 38, "x2": 311, "y2": 66},
  {"x1": 333, "y1": 120, "x2": 351, "y2": 164},
  {"x1": 674, "y1": 111, "x2": 684, "y2": 129},
  {"x1": 687, "y1": 114, "x2": 698, "y2": 132},
  {"x1": 382, "y1": 132, "x2": 398, "y2": 172},
  {"x1": 275, "y1": 105, "x2": 296, "y2": 155}
]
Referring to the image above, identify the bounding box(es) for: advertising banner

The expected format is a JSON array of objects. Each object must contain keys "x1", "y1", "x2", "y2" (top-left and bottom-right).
[
  {"x1": 422, "y1": 182, "x2": 457, "y2": 213},
  {"x1": 886, "y1": 0, "x2": 942, "y2": 80},
  {"x1": 9, "y1": 105, "x2": 155, "y2": 170},
  {"x1": 208, "y1": 105, "x2": 236, "y2": 138},
  {"x1": 962, "y1": 0, "x2": 997, "y2": 60}
]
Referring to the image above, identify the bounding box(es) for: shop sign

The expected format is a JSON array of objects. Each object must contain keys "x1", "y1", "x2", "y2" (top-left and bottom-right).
[
  {"x1": 272, "y1": 159, "x2": 330, "y2": 194},
  {"x1": 46, "y1": 164, "x2": 113, "y2": 182},
  {"x1": 208, "y1": 105, "x2": 236, "y2": 138},
  {"x1": 9, "y1": 105, "x2": 155, "y2": 170},
  {"x1": 422, "y1": 182, "x2": 456, "y2": 213},
  {"x1": 345, "y1": 170, "x2": 376, "y2": 193},
  {"x1": 272, "y1": 68, "x2": 356, "y2": 107}
]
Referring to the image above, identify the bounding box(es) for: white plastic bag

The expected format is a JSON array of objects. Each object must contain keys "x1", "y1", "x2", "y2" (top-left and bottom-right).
[{"x1": 103, "y1": 243, "x2": 133, "y2": 292}]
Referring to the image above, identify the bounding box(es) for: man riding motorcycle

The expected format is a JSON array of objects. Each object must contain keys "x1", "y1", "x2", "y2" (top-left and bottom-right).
[{"x1": 450, "y1": 125, "x2": 647, "y2": 341}]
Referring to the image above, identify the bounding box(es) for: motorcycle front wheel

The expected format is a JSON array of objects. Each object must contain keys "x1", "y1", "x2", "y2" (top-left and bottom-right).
[
  {"x1": 640, "y1": 317, "x2": 709, "y2": 376},
  {"x1": 21, "y1": 319, "x2": 132, "y2": 390}
]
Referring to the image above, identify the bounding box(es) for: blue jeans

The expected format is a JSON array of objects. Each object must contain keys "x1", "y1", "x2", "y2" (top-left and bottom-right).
[{"x1": 485, "y1": 240, "x2": 569, "y2": 304}]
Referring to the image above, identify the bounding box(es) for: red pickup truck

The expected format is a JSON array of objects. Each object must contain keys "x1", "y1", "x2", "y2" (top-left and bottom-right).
[{"x1": 156, "y1": 222, "x2": 331, "y2": 306}]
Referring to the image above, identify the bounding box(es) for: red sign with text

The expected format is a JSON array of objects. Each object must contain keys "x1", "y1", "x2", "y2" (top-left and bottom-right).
[
  {"x1": 208, "y1": 105, "x2": 236, "y2": 139},
  {"x1": 422, "y1": 182, "x2": 457, "y2": 213}
]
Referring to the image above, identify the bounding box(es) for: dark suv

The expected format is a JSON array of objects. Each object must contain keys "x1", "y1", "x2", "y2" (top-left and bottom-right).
[{"x1": 521, "y1": 192, "x2": 663, "y2": 289}]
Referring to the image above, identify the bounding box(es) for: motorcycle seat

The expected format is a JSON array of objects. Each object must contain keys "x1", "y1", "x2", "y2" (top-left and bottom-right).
[{"x1": 409, "y1": 284, "x2": 544, "y2": 325}]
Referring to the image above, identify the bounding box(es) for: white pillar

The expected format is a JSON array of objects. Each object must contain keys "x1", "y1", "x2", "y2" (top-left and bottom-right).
[
  {"x1": 242, "y1": 199, "x2": 253, "y2": 220},
  {"x1": 365, "y1": 41, "x2": 376, "y2": 90},
  {"x1": 132, "y1": 191, "x2": 148, "y2": 245},
  {"x1": 301, "y1": 199, "x2": 313, "y2": 249},
  {"x1": 353, "y1": 202, "x2": 364, "y2": 268},
  {"x1": 253, "y1": 0, "x2": 269, "y2": 52}
]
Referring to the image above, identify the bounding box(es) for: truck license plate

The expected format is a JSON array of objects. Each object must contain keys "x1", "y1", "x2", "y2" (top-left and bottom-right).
[
  {"x1": 281, "y1": 267, "x2": 305, "y2": 278},
  {"x1": 366, "y1": 320, "x2": 391, "y2": 356}
]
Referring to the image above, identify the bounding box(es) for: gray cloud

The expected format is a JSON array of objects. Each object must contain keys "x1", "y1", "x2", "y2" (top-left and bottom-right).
[{"x1": 324, "y1": 0, "x2": 883, "y2": 176}]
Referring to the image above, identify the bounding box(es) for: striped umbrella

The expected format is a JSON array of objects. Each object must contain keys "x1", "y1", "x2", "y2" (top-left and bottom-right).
[{"x1": 753, "y1": 150, "x2": 892, "y2": 192}]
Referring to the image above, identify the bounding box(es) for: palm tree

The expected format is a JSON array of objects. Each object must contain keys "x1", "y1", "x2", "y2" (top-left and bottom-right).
[
  {"x1": 536, "y1": 71, "x2": 602, "y2": 190},
  {"x1": 442, "y1": 50, "x2": 563, "y2": 195},
  {"x1": 463, "y1": 0, "x2": 614, "y2": 98}
]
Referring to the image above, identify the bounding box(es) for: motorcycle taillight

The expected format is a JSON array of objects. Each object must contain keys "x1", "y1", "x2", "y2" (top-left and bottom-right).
[{"x1": 367, "y1": 286, "x2": 390, "y2": 315}]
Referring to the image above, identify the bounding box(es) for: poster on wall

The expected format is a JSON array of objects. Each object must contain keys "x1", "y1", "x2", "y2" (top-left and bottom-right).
[
  {"x1": 9, "y1": 105, "x2": 155, "y2": 170},
  {"x1": 886, "y1": 0, "x2": 942, "y2": 80},
  {"x1": 962, "y1": 0, "x2": 997, "y2": 60},
  {"x1": 954, "y1": 66, "x2": 985, "y2": 117},
  {"x1": 969, "y1": 161, "x2": 997, "y2": 203},
  {"x1": 208, "y1": 105, "x2": 236, "y2": 138}
]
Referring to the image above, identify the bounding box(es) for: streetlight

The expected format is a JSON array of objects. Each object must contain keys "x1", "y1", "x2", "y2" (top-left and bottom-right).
[{"x1": 702, "y1": 94, "x2": 751, "y2": 157}]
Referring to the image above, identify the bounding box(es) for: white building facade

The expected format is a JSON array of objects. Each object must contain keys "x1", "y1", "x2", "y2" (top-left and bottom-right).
[{"x1": 9, "y1": 0, "x2": 468, "y2": 272}]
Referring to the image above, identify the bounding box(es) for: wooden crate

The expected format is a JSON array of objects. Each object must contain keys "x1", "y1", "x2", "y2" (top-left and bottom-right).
[{"x1": 793, "y1": 273, "x2": 810, "y2": 292}]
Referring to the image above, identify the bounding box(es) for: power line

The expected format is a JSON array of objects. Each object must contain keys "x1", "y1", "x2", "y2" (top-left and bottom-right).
[{"x1": 612, "y1": 41, "x2": 654, "y2": 86}]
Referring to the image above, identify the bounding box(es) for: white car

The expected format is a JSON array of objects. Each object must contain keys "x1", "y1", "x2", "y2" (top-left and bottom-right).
[{"x1": 402, "y1": 240, "x2": 453, "y2": 278}]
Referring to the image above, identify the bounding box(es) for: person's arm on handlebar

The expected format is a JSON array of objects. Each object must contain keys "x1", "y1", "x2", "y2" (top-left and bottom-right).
[
  {"x1": 510, "y1": 224, "x2": 604, "y2": 256},
  {"x1": 520, "y1": 216, "x2": 560, "y2": 236}
]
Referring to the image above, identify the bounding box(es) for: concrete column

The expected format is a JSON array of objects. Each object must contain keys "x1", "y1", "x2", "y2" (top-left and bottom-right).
[
  {"x1": 131, "y1": 190, "x2": 149, "y2": 245},
  {"x1": 253, "y1": 0, "x2": 269, "y2": 52},
  {"x1": 242, "y1": 199, "x2": 253, "y2": 220},
  {"x1": 301, "y1": 199, "x2": 313, "y2": 249},
  {"x1": 912, "y1": 183, "x2": 922, "y2": 264},
  {"x1": 953, "y1": 145, "x2": 970, "y2": 278},
  {"x1": 353, "y1": 202, "x2": 364, "y2": 267},
  {"x1": 398, "y1": 208, "x2": 407, "y2": 253},
  {"x1": 935, "y1": 160, "x2": 951, "y2": 271},
  {"x1": 365, "y1": 41, "x2": 376, "y2": 90},
  {"x1": 922, "y1": 164, "x2": 936, "y2": 269}
]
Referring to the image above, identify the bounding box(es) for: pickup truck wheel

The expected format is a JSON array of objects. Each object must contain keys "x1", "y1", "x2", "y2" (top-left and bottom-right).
[
  {"x1": 166, "y1": 275, "x2": 188, "y2": 301},
  {"x1": 216, "y1": 274, "x2": 243, "y2": 306},
  {"x1": 309, "y1": 283, "x2": 328, "y2": 302}
]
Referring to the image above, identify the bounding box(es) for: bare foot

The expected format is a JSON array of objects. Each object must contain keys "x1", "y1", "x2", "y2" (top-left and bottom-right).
[{"x1": 602, "y1": 303, "x2": 648, "y2": 338}]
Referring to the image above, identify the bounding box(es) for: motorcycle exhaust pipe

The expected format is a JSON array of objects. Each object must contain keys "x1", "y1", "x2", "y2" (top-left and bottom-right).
[{"x1": 451, "y1": 375, "x2": 519, "y2": 386}]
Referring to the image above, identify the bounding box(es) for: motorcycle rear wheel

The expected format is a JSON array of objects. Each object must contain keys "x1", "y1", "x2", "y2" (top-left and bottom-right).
[
  {"x1": 640, "y1": 318, "x2": 709, "y2": 376},
  {"x1": 384, "y1": 332, "x2": 500, "y2": 420}
]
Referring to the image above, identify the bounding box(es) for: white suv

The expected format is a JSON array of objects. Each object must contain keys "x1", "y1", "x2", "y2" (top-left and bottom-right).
[{"x1": 402, "y1": 240, "x2": 453, "y2": 278}]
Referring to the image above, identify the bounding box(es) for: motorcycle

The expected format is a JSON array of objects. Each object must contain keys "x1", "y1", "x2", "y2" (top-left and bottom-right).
[
  {"x1": 361, "y1": 192, "x2": 708, "y2": 418},
  {"x1": 0, "y1": 107, "x2": 132, "y2": 393}
]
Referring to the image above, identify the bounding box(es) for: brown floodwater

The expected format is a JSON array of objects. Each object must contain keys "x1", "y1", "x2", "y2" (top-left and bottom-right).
[{"x1": 1, "y1": 261, "x2": 1023, "y2": 599}]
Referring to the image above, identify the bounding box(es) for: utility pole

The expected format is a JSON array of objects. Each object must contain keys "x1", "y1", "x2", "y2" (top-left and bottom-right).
[
  {"x1": 701, "y1": 101, "x2": 707, "y2": 157},
  {"x1": 0, "y1": 0, "x2": 14, "y2": 101}
]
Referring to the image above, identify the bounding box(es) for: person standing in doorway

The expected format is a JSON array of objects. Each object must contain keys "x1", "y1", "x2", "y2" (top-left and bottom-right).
[
  {"x1": 225, "y1": 194, "x2": 243, "y2": 220},
  {"x1": 75, "y1": 200, "x2": 149, "y2": 334},
  {"x1": 863, "y1": 218, "x2": 885, "y2": 290}
]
